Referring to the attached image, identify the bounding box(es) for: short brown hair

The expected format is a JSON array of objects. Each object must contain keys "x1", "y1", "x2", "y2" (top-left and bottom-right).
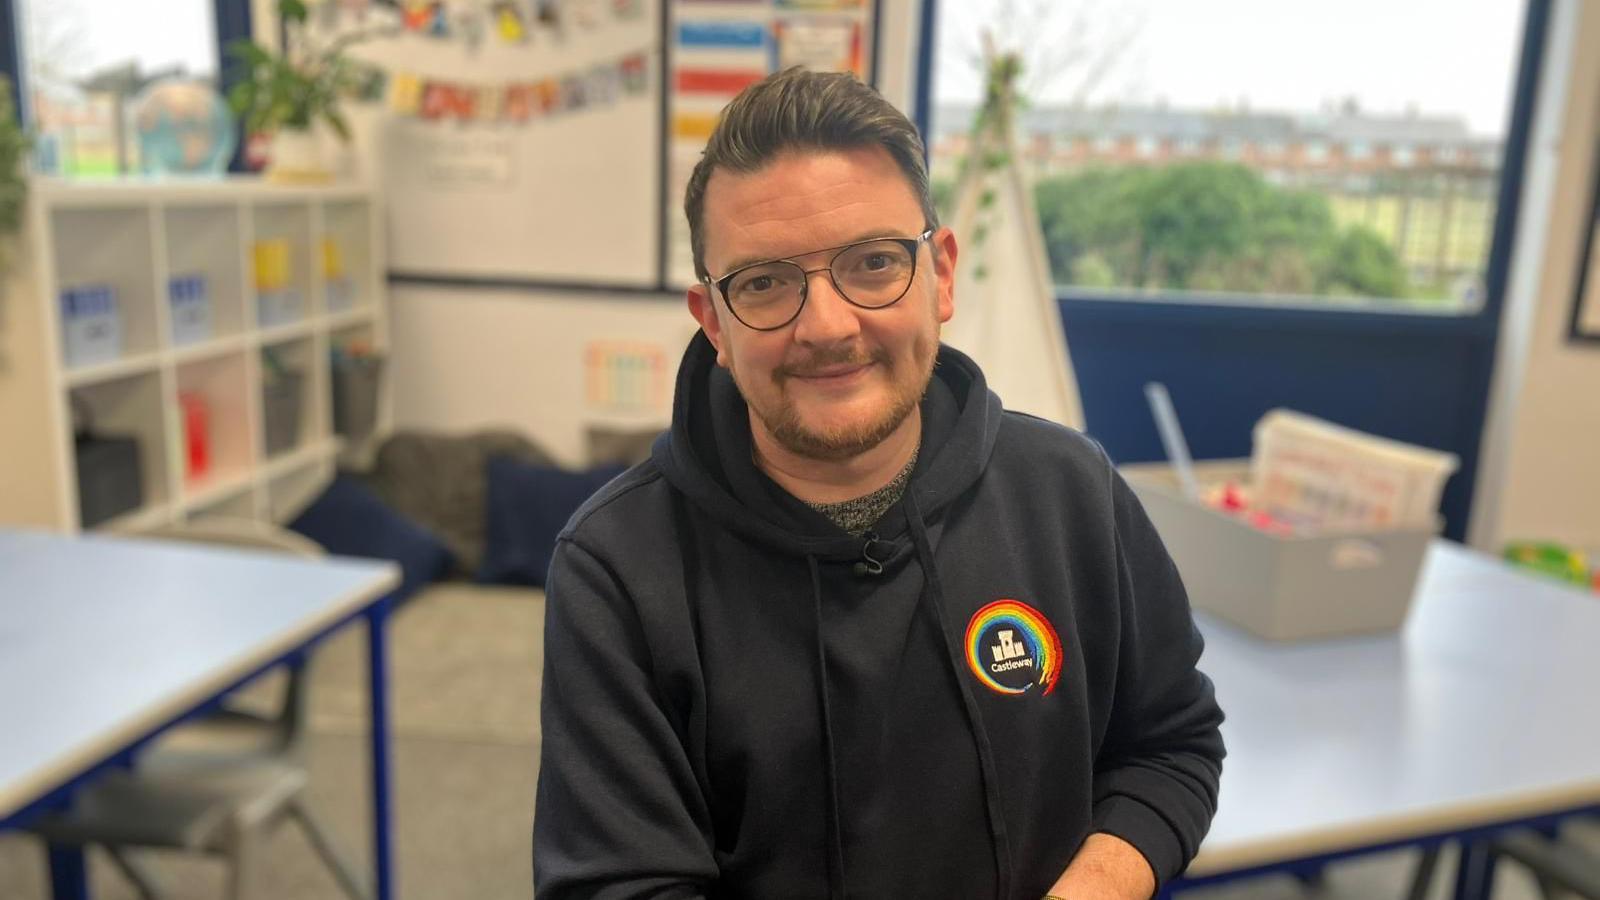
[{"x1": 683, "y1": 67, "x2": 938, "y2": 282}]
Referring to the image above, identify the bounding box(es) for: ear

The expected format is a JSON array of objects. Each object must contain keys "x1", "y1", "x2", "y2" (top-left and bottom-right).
[
  {"x1": 930, "y1": 227, "x2": 958, "y2": 324},
  {"x1": 686, "y1": 282, "x2": 731, "y2": 367}
]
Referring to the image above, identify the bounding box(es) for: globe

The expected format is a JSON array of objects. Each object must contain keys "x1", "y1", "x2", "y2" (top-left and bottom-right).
[{"x1": 132, "y1": 79, "x2": 237, "y2": 175}]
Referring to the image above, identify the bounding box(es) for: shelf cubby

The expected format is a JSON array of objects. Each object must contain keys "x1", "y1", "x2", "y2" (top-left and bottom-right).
[
  {"x1": 164, "y1": 202, "x2": 247, "y2": 345},
  {"x1": 51, "y1": 206, "x2": 160, "y2": 368},
  {"x1": 259, "y1": 336, "x2": 322, "y2": 461},
  {"x1": 0, "y1": 179, "x2": 390, "y2": 534},
  {"x1": 176, "y1": 350, "x2": 255, "y2": 502},
  {"x1": 320, "y1": 199, "x2": 374, "y2": 314},
  {"x1": 68, "y1": 370, "x2": 170, "y2": 529},
  {"x1": 251, "y1": 201, "x2": 315, "y2": 327}
]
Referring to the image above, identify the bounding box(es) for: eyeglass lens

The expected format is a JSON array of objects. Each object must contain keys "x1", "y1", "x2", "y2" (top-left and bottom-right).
[{"x1": 726, "y1": 238, "x2": 916, "y2": 329}]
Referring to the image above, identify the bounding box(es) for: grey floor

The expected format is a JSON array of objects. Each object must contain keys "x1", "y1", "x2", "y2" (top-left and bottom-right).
[{"x1": 1, "y1": 582, "x2": 1594, "y2": 899}]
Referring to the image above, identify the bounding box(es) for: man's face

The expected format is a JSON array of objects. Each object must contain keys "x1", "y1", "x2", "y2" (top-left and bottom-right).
[{"x1": 688, "y1": 147, "x2": 958, "y2": 462}]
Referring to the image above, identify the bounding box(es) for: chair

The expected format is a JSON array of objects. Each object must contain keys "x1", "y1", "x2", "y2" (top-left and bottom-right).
[
  {"x1": 31, "y1": 517, "x2": 370, "y2": 900},
  {"x1": 1488, "y1": 827, "x2": 1600, "y2": 899}
]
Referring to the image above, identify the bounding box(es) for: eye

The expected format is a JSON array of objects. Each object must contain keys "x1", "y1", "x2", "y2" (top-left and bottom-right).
[
  {"x1": 860, "y1": 253, "x2": 893, "y2": 271},
  {"x1": 746, "y1": 275, "x2": 776, "y2": 293}
]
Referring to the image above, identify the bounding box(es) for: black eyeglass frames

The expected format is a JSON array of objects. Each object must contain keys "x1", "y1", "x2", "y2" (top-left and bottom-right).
[{"x1": 705, "y1": 229, "x2": 935, "y2": 331}]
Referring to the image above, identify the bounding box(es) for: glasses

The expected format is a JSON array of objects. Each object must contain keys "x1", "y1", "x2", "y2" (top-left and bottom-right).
[{"x1": 706, "y1": 229, "x2": 934, "y2": 331}]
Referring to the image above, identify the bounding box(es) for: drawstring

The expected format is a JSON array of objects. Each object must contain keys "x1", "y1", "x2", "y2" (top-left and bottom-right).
[
  {"x1": 904, "y1": 492, "x2": 1016, "y2": 900},
  {"x1": 808, "y1": 554, "x2": 848, "y2": 900}
]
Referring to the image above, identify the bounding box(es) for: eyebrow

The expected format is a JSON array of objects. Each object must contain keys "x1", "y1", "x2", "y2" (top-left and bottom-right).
[{"x1": 715, "y1": 227, "x2": 915, "y2": 277}]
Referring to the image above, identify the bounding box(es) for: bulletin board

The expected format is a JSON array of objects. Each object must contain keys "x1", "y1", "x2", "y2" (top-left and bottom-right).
[
  {"x1": 325, "y1": 0, "x2": 663, "y2": 287},
  {"x1": 315, "y1": 0, "x2": 878, "y2": 290},
  {"x1": 665, "y1": 0, "x2": 880, "y2": 288}
]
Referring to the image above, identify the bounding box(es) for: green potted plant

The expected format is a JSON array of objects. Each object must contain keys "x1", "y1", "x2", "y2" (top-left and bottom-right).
[
  {"x1": 0, "y1": 76, "x2": 30, "y2": 274},
  {"x1": 227, "y1": 0, "x2": 366, "y2": 181}
]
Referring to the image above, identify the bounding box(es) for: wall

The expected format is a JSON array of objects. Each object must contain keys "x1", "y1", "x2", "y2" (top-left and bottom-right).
[
  {"x1": 388, "y1": 286, "x2": 695, "y2": 465},
  {"x1": 1470, "y1": 0, "x2": 1600, "y2": 554}
]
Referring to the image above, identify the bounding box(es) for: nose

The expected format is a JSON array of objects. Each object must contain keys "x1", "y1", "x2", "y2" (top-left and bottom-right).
[{"x1": 790, "y1": 269, "x2": 861, "y2": 347}]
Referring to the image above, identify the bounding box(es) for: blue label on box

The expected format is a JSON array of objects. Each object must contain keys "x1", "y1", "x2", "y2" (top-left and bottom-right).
[
  {"x1": 61, "y1": 284, "x2": 122, "y2": 367},
  {"x1": 170, "y1": 274, "x2": 212, "y2": 345}
]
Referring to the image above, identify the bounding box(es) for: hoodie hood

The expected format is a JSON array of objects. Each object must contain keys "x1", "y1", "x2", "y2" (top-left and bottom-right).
[{"x1": 653, "y1": 330, "x2": 1003, "y2": 557}]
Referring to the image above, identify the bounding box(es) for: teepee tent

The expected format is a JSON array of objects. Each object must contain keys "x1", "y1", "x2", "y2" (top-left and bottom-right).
[{"x1": 942, "y1": 51, "x2": 1085, "y2": 430}]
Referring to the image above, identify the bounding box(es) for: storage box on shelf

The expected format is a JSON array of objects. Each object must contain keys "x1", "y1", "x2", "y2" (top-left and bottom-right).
[{"x1": 0, "y1": 178, "x2": 390, "y2": 533}]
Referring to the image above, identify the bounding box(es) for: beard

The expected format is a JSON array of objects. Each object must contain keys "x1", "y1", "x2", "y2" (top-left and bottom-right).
[{"x1": 730, "y1": 332, "x2": 939, "y2": 462}]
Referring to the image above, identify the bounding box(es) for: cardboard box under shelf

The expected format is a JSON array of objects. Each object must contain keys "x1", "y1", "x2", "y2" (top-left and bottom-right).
[{"x1": 1122, "y1": 460, "x2": 1435, "y2": 641}]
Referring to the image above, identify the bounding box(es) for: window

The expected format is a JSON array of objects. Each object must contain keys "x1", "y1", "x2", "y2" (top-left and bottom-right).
[
  {"x1": 19, "y1": 0, "x2": 221, "y2": 176},
  {"x1": 930, "y1": 0, "x2": 1524, "y2": 310}
]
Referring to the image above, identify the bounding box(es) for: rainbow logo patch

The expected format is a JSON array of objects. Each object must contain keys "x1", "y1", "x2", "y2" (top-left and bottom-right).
[{"x1": 964, "y1": 599, "x2": 1064, "y2": 696}]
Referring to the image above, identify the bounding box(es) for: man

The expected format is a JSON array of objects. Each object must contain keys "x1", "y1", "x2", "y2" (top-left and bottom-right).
[{"x1": 534, "y1": 68, "x2": 1224, "y2": 899}]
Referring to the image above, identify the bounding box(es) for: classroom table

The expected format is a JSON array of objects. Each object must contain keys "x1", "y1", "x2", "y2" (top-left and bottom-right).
[
  {"x1": 1167, "y1": 540, "x2": 1600, "y2": 898},
  {"x1": 0, "y1": 528, "x2": 402, "y2": 900}
]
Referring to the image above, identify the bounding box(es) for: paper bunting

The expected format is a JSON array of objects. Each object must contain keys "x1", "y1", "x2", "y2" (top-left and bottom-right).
[
  {"x1": 372, "y1": 49, "x2": 650, "y2": 125},
  {"x1": 390, "y1": 72, "x2": 424, "y2": 115},
  {"x1": 354, "y1": 66, "x2": 389, "y2": 102},
  {"x1": 561, "y1": 75, "x2": 587, "y2": 112},
  {"x1": 421, "y1": 82, "x2": 477, "y2": 120},
  {"x1": 620, "y1": 52, "x2": 648, "y2": 94},
  {"x1": 367, "y1": 0, "x2": 644, "y2": 45},
  {"x1": 587, "y1": 62, "x2": 620, "y2": 104},
  {"x1": 493, "y1": 1, "x2": 527, "y2": 41},
  {"x1": 536, "y1": 78, "x2": 562, "y2": 114}
]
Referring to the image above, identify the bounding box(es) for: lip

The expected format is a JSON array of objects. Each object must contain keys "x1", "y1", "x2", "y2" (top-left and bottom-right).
[{"x1": 791, "y1": 362, "x2": 872, "y2": 384}]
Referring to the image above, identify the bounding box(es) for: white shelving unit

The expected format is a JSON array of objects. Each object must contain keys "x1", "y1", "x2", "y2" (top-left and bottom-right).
[{"x1": 0, "y1": 178, "x2": 391, "y2": 533}]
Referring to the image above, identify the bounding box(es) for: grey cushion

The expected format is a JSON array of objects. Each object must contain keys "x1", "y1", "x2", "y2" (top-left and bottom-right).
[{"x1": 360, "y1": 430, "x2": 555, "y2": 576}]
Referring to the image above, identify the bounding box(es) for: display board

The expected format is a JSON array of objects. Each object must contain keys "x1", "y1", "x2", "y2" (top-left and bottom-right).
[
  {"x1": 665, "y1": 0, "x2": 879, "y2": 288},
  {"x1": 312, "y1": 0, "x2": 877, "y2": 289},
  {"x1": 319, "y1": 0, "x2": 661, "y2": 286}
]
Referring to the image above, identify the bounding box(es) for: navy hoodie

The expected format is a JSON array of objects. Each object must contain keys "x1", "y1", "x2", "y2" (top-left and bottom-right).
[{"x1": 534, "y1": 334, "x2": 1224, "y2": 899}]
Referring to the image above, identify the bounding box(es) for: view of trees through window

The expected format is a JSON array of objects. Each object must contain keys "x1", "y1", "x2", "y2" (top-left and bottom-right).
[{"x1": 930, "y1": 0, "x2": 1524, "y2": 310}]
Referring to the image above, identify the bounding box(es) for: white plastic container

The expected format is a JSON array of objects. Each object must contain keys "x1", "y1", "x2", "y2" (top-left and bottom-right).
[
  {"x1": 257, "y1": 288, "x2": 304, "y2": 327},
  {"x1": 1251, "y1": 409, "x2": 1458, "y2": 532},
  {"x1": 1124, "y1": 460, "x2": 1436, "y2": 641}
]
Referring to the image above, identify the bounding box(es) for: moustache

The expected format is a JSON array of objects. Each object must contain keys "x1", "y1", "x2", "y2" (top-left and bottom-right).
[{"x1": 776, "y1": 346, "x2": 889, "y2": 381}]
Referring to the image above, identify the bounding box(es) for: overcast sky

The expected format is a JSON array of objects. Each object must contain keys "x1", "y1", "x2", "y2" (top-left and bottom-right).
[
  {"x1": 934, "y1": 0, "x2": 1526, "y2": 138},
  {"x1": 32, "y1": 0, "x2": 1526, "y2": 139}
]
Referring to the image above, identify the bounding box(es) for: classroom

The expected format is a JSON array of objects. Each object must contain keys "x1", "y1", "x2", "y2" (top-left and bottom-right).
[{"x1": 2, "y1": 0, "x2": 1599, "y2": 898}]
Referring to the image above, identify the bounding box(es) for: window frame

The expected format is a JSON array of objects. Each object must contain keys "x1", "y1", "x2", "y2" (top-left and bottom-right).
[
  {"x1": 912, "y1": 0, "x2": 1552, "y2": 543},
  {"x1": 0, "y1": 0, "x2": 255, "y2": 172}
]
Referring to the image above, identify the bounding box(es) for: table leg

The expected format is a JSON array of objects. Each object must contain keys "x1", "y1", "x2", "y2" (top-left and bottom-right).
[
  {"x1": 368, "y1": 599, "x2": 395, "y2": 900},
  {"x1": 1453, "y1": 841, "x2": 1499, "y2": 900},
  {"x1": 46, "y1": 844, "x2": 88, "y2": 900}
]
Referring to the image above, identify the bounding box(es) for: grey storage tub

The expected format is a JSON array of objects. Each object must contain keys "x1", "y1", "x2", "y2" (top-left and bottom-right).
[
  {"x1": 1122, "y1": 460, "x2": 1436, "y2": 641},
  {"x1": 262, "y1": 370, "x2": 305, "y2": 457}
]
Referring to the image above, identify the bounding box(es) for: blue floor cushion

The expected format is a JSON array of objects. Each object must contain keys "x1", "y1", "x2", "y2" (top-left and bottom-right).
[
  {"x1": 290, "y1": 474, "x2": 455, "y2": 602},
  {"x1": 478, "y1": 457, "x2": 626, "y2": 587}
]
